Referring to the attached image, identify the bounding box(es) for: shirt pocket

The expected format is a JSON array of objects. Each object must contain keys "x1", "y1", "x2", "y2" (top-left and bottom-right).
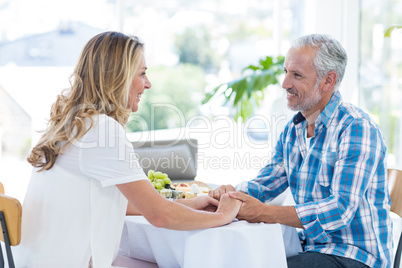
[{"x1": 317, "y1": 150, "x2": 337, "y2": 187}]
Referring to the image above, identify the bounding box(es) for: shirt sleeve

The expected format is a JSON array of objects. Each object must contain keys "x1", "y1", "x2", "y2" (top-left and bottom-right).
[
  {"x1": 78, "y1": 115, "x2": 147, "y2": 187},
  {"x1": 236, "y1": 128, "x2": 289, "y2": 202},
  {"x1": 295, "y1": 118, "x2": 387, "y2": 243}
]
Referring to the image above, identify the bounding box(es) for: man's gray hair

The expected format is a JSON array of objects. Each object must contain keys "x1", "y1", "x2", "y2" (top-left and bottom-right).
[{"x1": 291, "y1": 34, "x2": 348, "y2": 90}]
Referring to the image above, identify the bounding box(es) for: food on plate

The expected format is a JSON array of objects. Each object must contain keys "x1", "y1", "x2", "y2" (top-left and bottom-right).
[
  {"x1": 199, "y1": 187, "x2": 210, "y2": 193},
  {"x1": 190, "y1": 183, "x2": 201, "y2": 194},
  {"x1": 171, "y1": 182, "x2": 190, "y2": 188},
  {"x1": 147, "y1": 170, "x2": 172, "y2": 192},
  {"x1": 149, "y1": 174, "x2": 211, "y2": 199},
  {"x1": 171, "y1": 190, "x2": 183, "y2": 199},
  {"x1": 188, "y1": 181, "x2": 211, "y2": 194},
  {"x1": 175, "y1": 186, "x2": 191, "y2": 193},
  {"x1": 160, "y1": 189, "x2": 172, "y2": 198},
  {"x1": 187, "y1": 181, "x2": 211, "y2": 189},
  {"x1": 174, "y1": 181, "x2": 212, "y2": 199},
  {"x1": 185, "y1": 192, "x2": 197, "y2": 199}
]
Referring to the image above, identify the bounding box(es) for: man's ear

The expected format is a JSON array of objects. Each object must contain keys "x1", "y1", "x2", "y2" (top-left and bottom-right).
[{"x1": 322, "y1": 71, "x2": 337, "y2": 92}]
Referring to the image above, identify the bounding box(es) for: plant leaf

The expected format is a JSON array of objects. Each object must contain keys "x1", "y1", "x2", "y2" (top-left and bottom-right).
[
  {"x1": 384, "y1": 25, "x2": 402, "y2": 37},
  {"x1": 232, "y1": 78, "x2": 247, "y2": 105},
  {"x1": 202, "y1": 84, "x2": 225, "y2": 104},
  {"x1": 260, "y1": 56, "x2": 273, "y2": 69},
  {"x1": 203, "y1": 54, "x2": 284, "y2": 120},
  {"x1": 243, "y1": 64, "x2": 260, "y2": 71}
]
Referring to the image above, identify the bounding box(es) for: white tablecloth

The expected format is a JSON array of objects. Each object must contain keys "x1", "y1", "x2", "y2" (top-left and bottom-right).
[{"x1": 118, "y1": 216, "x2": 302, "y2": 268}]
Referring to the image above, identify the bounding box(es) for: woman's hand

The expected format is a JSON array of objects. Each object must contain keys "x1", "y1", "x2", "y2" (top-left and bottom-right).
[
  {"x1": 216, "y1": 193, "x2": 242, "y2": 222},
  {"x1": 118, "y1": 180, "x2": 246, "y2": 230},
  {"x1": 178, "y1": 195, "x2": 219, "y2": 212}
]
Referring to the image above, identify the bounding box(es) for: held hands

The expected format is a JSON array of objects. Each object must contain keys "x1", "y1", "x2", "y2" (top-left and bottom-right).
[
  {"x1": 209, "y1": 185, "x2": 263, "y2": 222},
  {"x1": 195, "y1": 184, "x2": 265, "y2": 223},
  {"x1": 186, "y1": 195, "x2": 219, "y2": 212},
  {"x1": 185, "y1": 193, "x2": 242, "y2": 223},
  {"x1": 208, "y1": 184, "x2": 236, "y2": 200},
  {"x1": 228, "y1": 191, "x2": 265, "y2": 223},
  {"x1": 216, "y1": 193, "x2": 242, "y2": 222}
]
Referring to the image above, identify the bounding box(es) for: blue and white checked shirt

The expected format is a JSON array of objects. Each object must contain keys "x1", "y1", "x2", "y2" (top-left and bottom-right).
[{"x1": 237, "y1": 91, "x2": 393, "y2": 268}]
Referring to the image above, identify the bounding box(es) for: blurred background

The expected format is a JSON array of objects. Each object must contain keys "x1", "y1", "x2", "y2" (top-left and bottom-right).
[{"x1": 0, "y1": 0, "x2": 401, "y2": 201}]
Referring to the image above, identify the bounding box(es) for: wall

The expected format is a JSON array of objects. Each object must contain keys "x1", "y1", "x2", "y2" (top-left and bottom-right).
[{"x1": 303, "y1": 0, "x2": 360, "y2": 105}]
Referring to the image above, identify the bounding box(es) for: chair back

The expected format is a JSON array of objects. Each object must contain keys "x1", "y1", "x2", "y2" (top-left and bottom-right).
[
  {"x1": 0, "y1": 193, "x2": 22, "y2": 246},
  {"x1": 388, "y1": 169, "x2": 402, "y2": 268},
  {"x1": 132, "y1": 138, "x2": 198, "y2": 182},
  {"x1": 388, "y1": 169, "x2": 402, "y2": 217},
  {"x1": 0, "y1": 182, "x2": 4, "y2": 194}
]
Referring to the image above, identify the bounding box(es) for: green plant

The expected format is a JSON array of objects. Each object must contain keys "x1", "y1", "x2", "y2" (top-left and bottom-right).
[
  {"x1": 126, "y1": 64, "x2": 205, "y2": 132},
  {"x1": 202, "y1": 55, "x2": 284, "y2": 122},
  {"x1": 384, "y1": 25, "x2": 402, "y2": 37}
]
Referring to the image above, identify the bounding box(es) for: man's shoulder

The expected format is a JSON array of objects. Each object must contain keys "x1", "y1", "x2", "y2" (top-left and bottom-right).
[
  {"x1": 337, "y1": 101, "x2": 378, "y2": 127},
  {"x1": 283, "y1": 113, "x2": 301, "y2": 132},
  {"x1": 336, "y1": 101, "x2": 386, "y2": 146}
]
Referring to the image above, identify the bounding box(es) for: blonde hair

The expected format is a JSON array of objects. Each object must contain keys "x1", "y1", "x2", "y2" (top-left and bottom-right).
[{"x1": 28, "y1": 31, "x2": 144, "y2": 171}]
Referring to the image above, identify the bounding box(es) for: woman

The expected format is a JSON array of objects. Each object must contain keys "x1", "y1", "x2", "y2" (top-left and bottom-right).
[{"x1": 15, "y1": 31, "x2": 241, "y2": 268}]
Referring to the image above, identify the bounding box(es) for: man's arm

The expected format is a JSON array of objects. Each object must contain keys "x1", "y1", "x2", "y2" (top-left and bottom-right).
[
  {"x1": 293, "y1": 119, "x2": 387, "y2": 243},
  {"x1": 227, "y1": 118, "x2": 387, "y2": 234},
  {"x1": 228, "y1": 191, "x2": 303, "y2": 228}
]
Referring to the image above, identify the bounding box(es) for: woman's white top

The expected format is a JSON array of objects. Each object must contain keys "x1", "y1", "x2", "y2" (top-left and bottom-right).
[{"x1": 14, "y1": 114, "x2": 147, "y2": 268}]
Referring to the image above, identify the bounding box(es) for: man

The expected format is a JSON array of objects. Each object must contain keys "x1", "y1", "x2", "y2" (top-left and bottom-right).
[{"x1": 210, "y1": 34, "x2": 393, "y2": 268}]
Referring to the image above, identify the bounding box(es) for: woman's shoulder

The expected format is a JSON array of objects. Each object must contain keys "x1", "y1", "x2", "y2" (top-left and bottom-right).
[
  {"x1": 97, "y1": 114, "x2": 121, "y2": 126},
  {"x1": 87, "y1": 114, "x2": 121, "y2": 130},
  {"x1": 86, "y1": 114, "x2": 126, "y2": 140}
]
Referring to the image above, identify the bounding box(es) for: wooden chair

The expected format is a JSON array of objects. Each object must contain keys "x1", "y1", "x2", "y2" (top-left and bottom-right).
[
  {"x1": 0, "y1": 182, "x2": 22, "y2": 268},
  {"x1": 388, "y1": 169, "x2": 402, "y2": 268}
]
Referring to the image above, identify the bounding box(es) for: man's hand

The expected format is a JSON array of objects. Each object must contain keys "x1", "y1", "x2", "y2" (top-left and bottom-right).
[
  {"x1": 208, "y1": 184, "x2": 236, "y2": 200},
  {"x1": 228, "y1": 191, "x2": 266, "y2": 223},
  {"x1": 228, "y1": 192, "x2": 304, "y2": 228}
]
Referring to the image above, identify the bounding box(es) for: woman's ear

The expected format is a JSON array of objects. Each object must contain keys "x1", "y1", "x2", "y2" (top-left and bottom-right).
[{"x1": 322, "y1": 71, "x2": 337, "y2": 92}]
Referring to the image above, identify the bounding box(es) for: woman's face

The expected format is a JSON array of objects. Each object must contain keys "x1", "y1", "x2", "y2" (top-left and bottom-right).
[{"x1": 128, "y1": 54, "x2": 151, "y2": 112}]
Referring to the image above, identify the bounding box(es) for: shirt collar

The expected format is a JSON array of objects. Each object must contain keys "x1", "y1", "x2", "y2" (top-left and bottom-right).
[
  {"x1": 317, "y1": 90, "x2": 342, "y2": 128},
  {"x1": 292, "y1": 90, "x2": 342, "y2": 127},
  {"x1": 293, "y1": 112, "x2": 306, "y2": 124}
]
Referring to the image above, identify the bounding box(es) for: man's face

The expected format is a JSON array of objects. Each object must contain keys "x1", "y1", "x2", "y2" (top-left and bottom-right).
[{"x1": 282, "y1": 46, "x2": 323, "y2": 115}]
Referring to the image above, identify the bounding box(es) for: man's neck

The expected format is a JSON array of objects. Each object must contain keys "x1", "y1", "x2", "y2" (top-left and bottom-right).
[
  {"x1": 303, "y1": 109, "x2": 321, "y2": 138},
  {"x1": 301, "y1": 91, "x2": 335, "y2": 137},
  {"x1": 306, "y1": 123, "x2": 315, "y2": 138}
]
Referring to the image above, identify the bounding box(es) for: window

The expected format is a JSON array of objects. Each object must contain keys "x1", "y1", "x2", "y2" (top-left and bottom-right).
[
  {"x1": 0, "y1": 0, "x2": 306, "y2": 197},
  {"x1": 360, "y1": 0, "x2": 402, "y2": 168}
]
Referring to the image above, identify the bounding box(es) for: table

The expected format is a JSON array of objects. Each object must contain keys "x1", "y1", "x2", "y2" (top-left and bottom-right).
[{"x1": 118, "y1": 216, "x2": 302, "y2": 268}]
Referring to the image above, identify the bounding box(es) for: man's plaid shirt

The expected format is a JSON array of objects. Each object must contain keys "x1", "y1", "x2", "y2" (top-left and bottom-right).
[{"x1": 237, "y1": 91, "x2": 393, "y2": 268}]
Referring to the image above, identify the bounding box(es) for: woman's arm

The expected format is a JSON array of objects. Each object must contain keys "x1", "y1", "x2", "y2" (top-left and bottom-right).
[
  {"x1": 118, "y1": 180, "x2": 241, "y2": 231},
  {"x1": 126, "y1": 194, "x2": 219, "y2": 215},
  {"x1": 126, "y1": 201, "x2": 141, "y2": 215}
]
